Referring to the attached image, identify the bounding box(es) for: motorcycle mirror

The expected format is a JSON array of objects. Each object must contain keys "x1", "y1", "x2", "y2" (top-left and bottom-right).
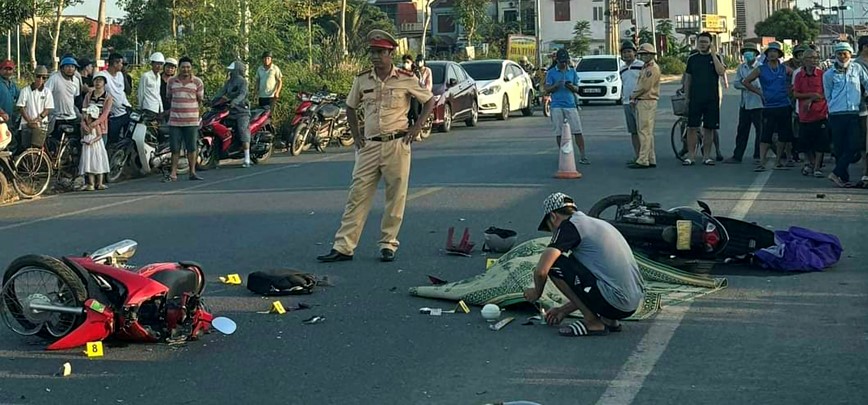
[
  {"x1": 211, "y1": 317, "x2": 237, "y2": 335},
  {"x1": 697, "y1": 200, "x2": 712, "y2": 215}
]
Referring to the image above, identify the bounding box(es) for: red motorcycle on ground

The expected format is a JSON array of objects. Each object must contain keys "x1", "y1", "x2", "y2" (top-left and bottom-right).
[
  {"x1": 197, "y1": 100, "x2": 275, "y2": 170},
  {"x1": 0, "y1": 240, "x2": 235, "y2": 350}
]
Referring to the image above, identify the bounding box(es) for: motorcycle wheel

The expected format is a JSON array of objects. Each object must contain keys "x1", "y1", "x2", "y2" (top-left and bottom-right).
[
  {"x1": 0, "y1": 172, "x2": 9, "y2": 202},
  {"x1": 543, "y1": 100, "x2": 551, "y2": 117},
  {"x1": 106, "y1": 146, "x2": 128, "y2": 183},
  {"x1": 338, "y1": 131, "x2": 355, "y2": 147},
  {"x1": 197, "y1": 138, "x2": 219, "y2": 170},
  {"x1": 258, "y1": 142, "x2": 274, "y2": 163},
  {"x1": 1, "y1": 255, "x2": 87, "y2": 340},
  {"x1": 587, "y1": 194, "x2": 632, "y2": 219},
  {"x1": 289, "y1": 123, "x2": 308, "y2": 156}
]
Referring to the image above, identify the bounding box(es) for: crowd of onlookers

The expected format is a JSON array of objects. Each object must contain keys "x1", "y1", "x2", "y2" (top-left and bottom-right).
[{"x1": 0, "y1": 50, "x2": 285, "y2": 190}]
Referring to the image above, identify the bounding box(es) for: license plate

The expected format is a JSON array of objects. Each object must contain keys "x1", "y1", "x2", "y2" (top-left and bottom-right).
[
  {"x1": 584, "y1": 88, "x2": 601, "y2": 94},
  {"x1": 676, "y1": 220, "x2": 692, "y2": 250}
]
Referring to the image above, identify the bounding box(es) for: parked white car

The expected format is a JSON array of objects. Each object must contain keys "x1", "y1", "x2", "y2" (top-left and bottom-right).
[
  {"x1": 459, "y1": 59, "x2": 535, "y2": 120},
  {"x1": 575, "y1": 55, "x2": 623, "y2": 105}
]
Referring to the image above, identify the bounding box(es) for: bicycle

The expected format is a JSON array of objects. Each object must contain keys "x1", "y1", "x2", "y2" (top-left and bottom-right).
[
  {"x1": 12, "y1": 123, "x2": 82, "y2": 198},
  {"x1": 669, "y1": 90, "x2": 703, "y2": 160}
]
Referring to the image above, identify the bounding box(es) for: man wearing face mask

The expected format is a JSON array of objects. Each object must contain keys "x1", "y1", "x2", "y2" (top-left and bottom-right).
[
  {"x1": 726, "y1": 43, "x2": 764, "y2": 164},
  {"x1": 823, "y1": 42, "x2": 868, "y2": 187},
  {"x1": 416, "y1": 55, "x2": 432, "y2": 91}
]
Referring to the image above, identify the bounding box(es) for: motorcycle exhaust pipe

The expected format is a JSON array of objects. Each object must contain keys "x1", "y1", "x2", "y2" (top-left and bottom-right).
[{"x1": 29, "y1": 303, "x2": 86, "y2": 315}]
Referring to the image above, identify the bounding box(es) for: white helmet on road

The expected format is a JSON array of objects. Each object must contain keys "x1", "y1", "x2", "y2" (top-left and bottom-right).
[{"x1": 149, "y1": 52, "x2": 166, "y2": 64}]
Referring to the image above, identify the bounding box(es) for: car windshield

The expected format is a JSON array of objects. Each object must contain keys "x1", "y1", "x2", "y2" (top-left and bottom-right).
[
  {"x1": 461, "y1": 63, "x2": 502, "y2": 80},
  {"x1": 430, "y1": 64, "x2": 446, "y2": 84},
  {"x1": 576, "y1": 58, "x2": 618, "y2": 72}
]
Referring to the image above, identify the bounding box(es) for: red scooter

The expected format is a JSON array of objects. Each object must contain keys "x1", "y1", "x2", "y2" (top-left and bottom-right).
[
  {"x1": 197, "y1": 100, "x2": 275, "y2": 170},
  {"x1": 0, "y1": 240, "x2": 235, "y2": 350}
]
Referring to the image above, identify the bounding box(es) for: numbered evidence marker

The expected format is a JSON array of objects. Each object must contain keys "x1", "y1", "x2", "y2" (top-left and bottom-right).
[
  {"x1": 454, "y1": 300, "x2": 470, "y2": 314},
  {"x1": 270, "y1": 301, "x2": 287, "y2": 314},
  {"x1": 219, "y1": 274, "x2": 243, "y2": 285},
  {"x1": 85, "y1": 341, "x2": 104, "y2": 358}
]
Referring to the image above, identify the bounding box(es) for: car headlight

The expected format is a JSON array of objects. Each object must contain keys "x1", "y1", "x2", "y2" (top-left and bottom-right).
[
  {"x1": 605, "y1": 74, "x2": 617, "y2": 82},
  {"x1": 480, "y1": 85, "x2": 501, "y2": 96}
]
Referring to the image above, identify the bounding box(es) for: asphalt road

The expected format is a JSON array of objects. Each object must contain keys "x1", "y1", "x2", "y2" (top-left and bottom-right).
[{"x1": 0, "y1": 80, "x2": 866, "y2": 405}]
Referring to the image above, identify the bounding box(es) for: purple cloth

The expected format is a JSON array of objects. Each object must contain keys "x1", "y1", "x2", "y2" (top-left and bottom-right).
[{"x1": 754, "y1": 226, "x2": 843, "y2": 272}]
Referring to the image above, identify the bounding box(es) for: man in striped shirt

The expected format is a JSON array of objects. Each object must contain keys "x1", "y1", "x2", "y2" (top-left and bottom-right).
[{"x1": 165, "y1": 56, "x2": 204, "y2": 182}]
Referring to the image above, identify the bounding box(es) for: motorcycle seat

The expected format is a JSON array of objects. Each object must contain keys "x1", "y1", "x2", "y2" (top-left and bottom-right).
[
  {"x1": 250, "y1": 108, "x2": 268, "y2": 121},
  {"x1": 149, "y1": 267, "x2": 201, "y2": 299}
]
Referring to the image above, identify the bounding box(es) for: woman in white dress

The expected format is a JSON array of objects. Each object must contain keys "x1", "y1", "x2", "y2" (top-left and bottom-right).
[{"x1": 78, "y1": 75, "x2": 113, "y2": 191}]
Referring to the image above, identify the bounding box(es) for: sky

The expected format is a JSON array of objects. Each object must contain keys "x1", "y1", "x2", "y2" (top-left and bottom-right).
[{"x1": 64, "y1": 0, "x2": 126, "y2": 20}]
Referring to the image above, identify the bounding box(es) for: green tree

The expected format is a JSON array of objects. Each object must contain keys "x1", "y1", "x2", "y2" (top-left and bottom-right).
[
  {"x1": 320, "y1": 0, "x2": 395, "y2": 56},
  {"x1": 754, "y1": 8, "x2": 819, "y2": 42},
  {"x1": 0, "y1": 0, "x2": 36, "y2": 33},
  {"x1": 569, "y1": 20, "x2": 591, "y2": 57},
  {"x1": 23, "y1": 20, "x2": 93, "y2": 66},
  {"x1": 453, "y1": 0, "x2": 489, "y2": 45}
]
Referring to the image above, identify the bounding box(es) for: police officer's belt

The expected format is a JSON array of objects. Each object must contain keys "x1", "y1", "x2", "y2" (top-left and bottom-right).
[{"x1": 369, "y1": 131, "x2": 407, "y2": 142}]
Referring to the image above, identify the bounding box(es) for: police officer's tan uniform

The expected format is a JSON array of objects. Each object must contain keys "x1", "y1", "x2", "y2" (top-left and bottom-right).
[
  {"x1": 327, "y1": 30, "x2": 433, "y2": 260},
  {"x1": 630, "y1": 43, "x2": 661, "y2": 168}
]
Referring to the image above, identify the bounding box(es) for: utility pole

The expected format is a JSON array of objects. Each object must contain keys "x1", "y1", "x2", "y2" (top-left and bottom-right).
[
  {"x1": 604, "y1": 0, "x2": 612, "y2": 54},
  {"x1": 535, "y1": 0, "x2": 542, "y2": 66},
  {"x1": 340, "y1": 0, "x2": 347, "y2": 56}
]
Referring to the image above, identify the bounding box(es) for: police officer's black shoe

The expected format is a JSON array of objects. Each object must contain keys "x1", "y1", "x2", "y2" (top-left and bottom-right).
[
  {"x1": 317, "y1": 249, "x2": 353, "y2": 262},
  {"x1": 380, "y1": 249, "x2": 396, "y2": 262}
]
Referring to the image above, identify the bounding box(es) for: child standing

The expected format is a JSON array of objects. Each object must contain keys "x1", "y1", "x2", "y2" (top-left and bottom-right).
[{"x1": 79, "y1": 74, "x2": 113, "y2": 191}]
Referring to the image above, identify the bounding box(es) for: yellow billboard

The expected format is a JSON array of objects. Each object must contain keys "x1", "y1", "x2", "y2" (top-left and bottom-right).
[
  {"x1": 702, "y1": 14, "x2": 727, "y2": 33},
  {"x1": 507, "y1": 35, "x2": 537, "y2": 62}
]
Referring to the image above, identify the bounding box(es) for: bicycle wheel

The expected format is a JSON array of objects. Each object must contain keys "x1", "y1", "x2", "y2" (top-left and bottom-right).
[
  {"x1": 12, "y1": 149, "x2": 52, "y2": 199},
  {"x1": 670, "y1": 118, "x2": 688, "y2": 160}
]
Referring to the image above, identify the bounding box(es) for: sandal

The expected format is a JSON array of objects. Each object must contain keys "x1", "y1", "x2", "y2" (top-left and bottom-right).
[
  {"x1": 813, "y1": 170, "x2": 824, "y2": 178},
  {"x1": 558, "y1": 320, "x2": 609, "y2": 337},
  {"x1": 189, "y1": 174, "x2": 204, "y2": 181},
  {"x1": 828, "y1": 173, "x2": 848, "y2": 188},
  {"x1": 703, "y1": 158, "x2": 715, "y2": 166},
  {"x1": 96, "y1": 184, "x2": 107, "y2": 190},
  {"x1": 682, "y1": 158, "x2": 694, "y2": 166},
  {"x1": 162, "y1": 175, "x2": 177, "y2": 183},
  {"x1": 773, "y1": 163, "x2": 787, "y2": 170},
  {"x1": 754, "y1": 165, "x2": 766, "y2": 172},
  {"x1": 600, "y1": 317, "x2": 622, "y2": 332},
  {"x1": 801, "y1": 165, "x2": 812, "y2": 176}
]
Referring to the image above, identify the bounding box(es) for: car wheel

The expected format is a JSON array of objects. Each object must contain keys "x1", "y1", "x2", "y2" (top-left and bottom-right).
[
  {"x1": 616, "y1": 99, "x2": 623, "y2": 105},
  {"x1": 438, "y1": 104, "x2": 453, "y2": 132},
  {"x1": 498, "y1": 96, "x2": 509, "y2": 120},
  {"x1": 465, "y1": 100, "x2": 478, "y2": 127},
  {"x1": 521, "y1": 91, "x2": 534, "y2": 116}
]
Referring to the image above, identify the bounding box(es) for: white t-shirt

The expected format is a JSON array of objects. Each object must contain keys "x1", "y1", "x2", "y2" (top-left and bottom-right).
[
  {"x1": 16, "y1": 85, "x2": 54, "y2": 130},
  {"x1": 256, "y1": 65, "x2": 282, "y2": 98},
  {"x1": 619, "y1": 59, "x2": 645, "y2": 103},
  {"x1": 98, "y1": 70, "x2": 130, "y2": 117},
  {"x1": 45, "y1": 71, "x2": 81, "y2": 120}
]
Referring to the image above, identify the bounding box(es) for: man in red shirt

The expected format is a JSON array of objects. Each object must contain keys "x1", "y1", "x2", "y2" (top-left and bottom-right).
[{"x1": 792, "y1": 49, "x2": 829, "y2": 177}]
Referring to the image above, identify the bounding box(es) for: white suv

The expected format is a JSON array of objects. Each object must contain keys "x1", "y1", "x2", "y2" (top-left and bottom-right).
[{"x1": 575, "y1": 55, "x2": 623, "y2": 105}]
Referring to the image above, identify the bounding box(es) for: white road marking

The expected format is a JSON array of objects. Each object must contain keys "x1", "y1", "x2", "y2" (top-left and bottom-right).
[
  {"x1": 407, "y1": 187, "x2": 443, "y2": 201},
  {"x1": 595, "y1": 170, "x2": 773, "y2": 405},
  {"x1": 0, "y1": 155, "x2": 346, "y2": 232}
]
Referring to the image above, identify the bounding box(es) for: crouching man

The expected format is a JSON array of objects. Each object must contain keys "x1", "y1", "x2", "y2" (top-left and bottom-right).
[{"x1": 523, "y1": 192, "x2": 646, "y2": 336}]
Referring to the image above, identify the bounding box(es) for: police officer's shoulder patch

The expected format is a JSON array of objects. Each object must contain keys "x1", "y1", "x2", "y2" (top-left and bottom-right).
[{"x1": 357, "y1": 68, "x2": 372, "y2": 77}]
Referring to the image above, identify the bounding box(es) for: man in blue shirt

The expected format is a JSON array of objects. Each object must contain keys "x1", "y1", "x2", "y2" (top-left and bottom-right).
[
  {"x1": 0, "y1": 60, "x2": 20, "y2": 151},
  {"x1": 823, "y1": 42, "x2": 868, "y2": 187},
  {"x1": 545, "y1": 49, "x2": 588, "y2": 164}
]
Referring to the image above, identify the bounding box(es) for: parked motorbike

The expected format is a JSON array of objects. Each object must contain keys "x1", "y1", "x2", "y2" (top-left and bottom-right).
[
  {"x1": 289, "y1": 91, "x2": 354, "y2": 156},
  {"x1": 198, "y1": 100, "x2": 275, "y2": 170},
  {"x1": 128, "y1": 110, "x2": 189, "y2": 177},
  {"x1": 106, "y1": 117, "x2": 134, "y2": 183},
  {"x1": 534, "y1": 68, "x2": 551, "y2": 117},
  {"x1": 0, "y1": 240, "x2": 233, "y2": 350},
  {"x1": 588, "y1": 190, "x2": 775, "y2": 263}
]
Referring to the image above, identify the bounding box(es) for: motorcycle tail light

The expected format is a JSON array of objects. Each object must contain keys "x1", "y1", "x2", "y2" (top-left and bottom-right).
[{"x1": 704, "y1": 223, "x2": 721, "y2": 250}]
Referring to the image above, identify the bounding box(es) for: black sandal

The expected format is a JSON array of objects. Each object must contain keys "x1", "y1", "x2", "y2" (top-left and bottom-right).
[{"x1": 558, "y1": 320, "x2": 609, "y2": 337}]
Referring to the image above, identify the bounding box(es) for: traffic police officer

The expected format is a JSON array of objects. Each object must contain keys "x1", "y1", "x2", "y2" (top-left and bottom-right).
[
  {"x1": 628, "y1": 43, "x2": 661, "y2": 169},
  {"x1": 317, "y1": 29, "x2": 434, "y2": 263}
]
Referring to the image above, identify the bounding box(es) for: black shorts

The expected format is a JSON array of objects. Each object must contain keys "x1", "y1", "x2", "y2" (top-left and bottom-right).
[
  {"x1": 761, "y1": 107, "x2": 794, "y2": 143},
  {"x1": 549, "y1": 256, "x2": 635, "y2": 320},
  {"x1": 687, "y1": 99, "x2": 720, "y2": 130},
  {"x1": 800, "y1": 120, "x2": 830, "y2": 153}
]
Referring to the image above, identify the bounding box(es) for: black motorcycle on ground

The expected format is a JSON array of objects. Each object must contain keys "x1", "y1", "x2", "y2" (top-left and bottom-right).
[
  {"x1": 288, "y1": 91, "x2": 354, "y2": 156},
  {"x1": 588, "y1": 190, "x2": 775, "y2": 267}
]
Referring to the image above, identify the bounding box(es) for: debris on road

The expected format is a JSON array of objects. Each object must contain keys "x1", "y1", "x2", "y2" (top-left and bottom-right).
[
  {"x1": 522, "y1": 316, "x2": 542, "y2": 326},
  {"x1": 54, "y1": 362, "x2": 72, "y2": 377},
  {"x1": 816, "y1": 193, "x2": 826, "y2": 199},
  {"x1": 482, "y1": 227, "x2": 517, "y2": 253},
  {"x1": 481, "y1": 304, "x2": 501, "y2": 322},
  {"x1": 489, "y1": 317, "x2": 515, "y2": 331},
  {"x1": 445, "y1": 227, "x2": 475, "y2": 256},
  {"x1": 427, "y1": 275, "x2": 448, "y2": 285},
  {"x1": 247, "y1": 270, "x2": 317, "y2": 295},
  {"x1": 302, "y1": 315, "x2": 326, "y2": 324}
]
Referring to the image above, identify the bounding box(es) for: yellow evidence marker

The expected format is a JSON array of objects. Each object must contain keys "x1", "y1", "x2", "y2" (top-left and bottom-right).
[
  {"x1": 85, "y1": 341, "x2": 104, "y2": 358},
  {"x1": 270, "y1": 301, "x2": 287, "y2": 314},
  {"x1": 219, "y1": 274, "x2": 243, "y2": 285}
]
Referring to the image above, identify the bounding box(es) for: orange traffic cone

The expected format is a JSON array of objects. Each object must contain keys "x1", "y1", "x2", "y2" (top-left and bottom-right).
[{"x1": 555, "y1": 122, "x2": 582, "y2": 179}]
